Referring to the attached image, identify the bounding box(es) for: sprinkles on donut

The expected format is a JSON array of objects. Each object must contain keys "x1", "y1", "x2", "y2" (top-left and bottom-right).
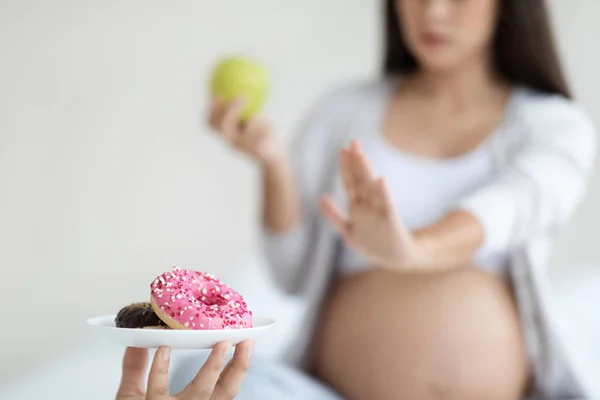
[{"x1": 150, "y1": 266, "x2": 253, "y2": 330}]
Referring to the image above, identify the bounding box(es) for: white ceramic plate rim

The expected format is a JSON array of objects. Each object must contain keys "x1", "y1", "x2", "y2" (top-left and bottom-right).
[
  {"x1": 86, "y1": 315, "x2": 276, "y2": 349},
  {"x1": 86, "y1": 314, "x2": 276, "y2": 331}
]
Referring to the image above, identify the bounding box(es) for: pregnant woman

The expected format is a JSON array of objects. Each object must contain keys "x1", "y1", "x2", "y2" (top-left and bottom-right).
[{"x1": 206, "y1": 0, "x2": 596, "y2": 398}]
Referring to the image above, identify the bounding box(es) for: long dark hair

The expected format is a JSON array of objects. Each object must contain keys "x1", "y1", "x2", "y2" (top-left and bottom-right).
[{"x1": 384, "y1": 0, "x2": 572, "y2": 98}]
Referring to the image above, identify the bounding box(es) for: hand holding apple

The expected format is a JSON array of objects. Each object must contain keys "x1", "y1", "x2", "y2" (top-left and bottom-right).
[
  {"x1": 207, "y1": 56, "x2": 283, "y2": 167},
  {"x1": 210, "y1": 56, "x2": 269, "y2": 121}
]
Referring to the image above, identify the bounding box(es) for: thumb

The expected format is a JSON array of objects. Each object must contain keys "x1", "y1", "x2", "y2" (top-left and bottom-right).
[{"x1": 319, "y1": 196, "x2": 351, "y2": 241}]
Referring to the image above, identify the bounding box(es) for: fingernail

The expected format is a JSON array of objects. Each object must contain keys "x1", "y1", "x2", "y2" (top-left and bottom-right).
[
  {"x1": 162, "y1": 347, "x2": 171, "y2": 362},
  {"x1": 247, "y1": 341, "x2": 254, "y2": 358}
]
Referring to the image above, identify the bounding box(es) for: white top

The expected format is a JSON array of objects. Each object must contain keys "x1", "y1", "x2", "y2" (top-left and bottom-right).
[
  {"x1": 261, "y1": 78, "x2": 598, "y2": 397},
  {"x1": 335, "y1": 89, "x2": 521, "y2": 276},
  {"x1": 336, "y1": 134, "x2": 509, "y2": 275}
]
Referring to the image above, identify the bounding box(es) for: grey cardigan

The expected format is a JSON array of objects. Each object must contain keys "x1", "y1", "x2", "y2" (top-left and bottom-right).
[{"x1": 262, "y1": 79, "x2": 598, "y2": 399}]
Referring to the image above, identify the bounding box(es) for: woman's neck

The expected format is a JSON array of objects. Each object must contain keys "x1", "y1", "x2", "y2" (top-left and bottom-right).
[{"x1": 407, "y1": 56, "x2": 507, "y2": 111}]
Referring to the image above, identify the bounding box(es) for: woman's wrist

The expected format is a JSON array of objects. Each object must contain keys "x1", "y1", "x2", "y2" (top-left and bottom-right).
[
  {"x1": 378, "y1": 234, "x2": 431, "y2": 271},
  {"x1": 402, "y1": 210, "x2": 484, "y2": 272},
  {"x1": 259, "y1": 146, "x2": 288, "y2": 171},
  {"x1": 406, "y1": 232, "x2": 436, "y2": 270}
]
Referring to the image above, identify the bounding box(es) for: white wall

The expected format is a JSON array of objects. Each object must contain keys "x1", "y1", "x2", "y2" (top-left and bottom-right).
[
  {"x1": 0, "y1": 0, "x2": 598, "y2": 385},
  {"x1": 545, "y1": 0, "x2": 600, "y2": 268},
  {"x1": 0, "y1": 0, "x2": 380, "y2": 383}
]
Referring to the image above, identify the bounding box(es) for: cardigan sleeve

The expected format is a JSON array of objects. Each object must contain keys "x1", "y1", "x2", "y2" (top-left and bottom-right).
[
  {"x1": 458, "y1": 94, "x2": 597, "y2": 256},
  {"x1": 261, "y1": 85, "x2": 360, "y2": 295}
]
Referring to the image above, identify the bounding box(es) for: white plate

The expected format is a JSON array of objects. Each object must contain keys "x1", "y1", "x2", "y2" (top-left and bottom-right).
[{"x1": 86, "y1": 315, "x2": 276, "y2": 349}]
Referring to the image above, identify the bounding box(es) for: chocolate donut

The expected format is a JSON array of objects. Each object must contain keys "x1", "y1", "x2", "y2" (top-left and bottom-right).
[{"x1": 115, "y1": 302, "x2": 170, "y2": 329}]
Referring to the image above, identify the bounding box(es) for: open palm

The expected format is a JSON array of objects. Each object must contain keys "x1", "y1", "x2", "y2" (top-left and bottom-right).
[{"x1": 320, "y1": 141, "x2": 415, "y2": 269}]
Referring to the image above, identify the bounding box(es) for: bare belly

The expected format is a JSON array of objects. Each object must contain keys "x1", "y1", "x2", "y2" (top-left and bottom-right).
[{"x1": 312, "y1": 268, "x2": 529, "y2": 400}]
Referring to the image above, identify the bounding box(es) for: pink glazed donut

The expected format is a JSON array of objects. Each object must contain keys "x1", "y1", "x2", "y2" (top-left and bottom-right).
[{"x1": 150, "y1": 266, "x2": 253, "y2": 330}]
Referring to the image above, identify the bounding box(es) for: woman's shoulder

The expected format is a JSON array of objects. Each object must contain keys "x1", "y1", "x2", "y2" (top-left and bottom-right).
[
  {"x1": 293, "y1": 77, "x2": 395, "y2": 156},
  {"x1": 514, "y1": 87, "x2": 596, "y2": 135},
  {"x1": 311, "y1": 77, "x2": 396, "y2": 115},
  {"x1": 512, "y1": 86, "x2": 597, "y2": 151}
]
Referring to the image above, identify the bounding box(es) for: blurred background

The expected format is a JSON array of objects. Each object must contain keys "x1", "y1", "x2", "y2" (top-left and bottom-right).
[{"x1": 0, "y1": 0, "x2": 599, "y2": 397}]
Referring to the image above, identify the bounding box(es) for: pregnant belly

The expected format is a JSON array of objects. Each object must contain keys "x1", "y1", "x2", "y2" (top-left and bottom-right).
[{"x1": 312, "y1": 268, "x2": 529, "y2": 400}]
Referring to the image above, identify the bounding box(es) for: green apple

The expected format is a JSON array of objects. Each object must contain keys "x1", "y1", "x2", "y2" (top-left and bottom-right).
[{"x1": 209, "y1": 56, "x2": 270, "y2": 121}]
